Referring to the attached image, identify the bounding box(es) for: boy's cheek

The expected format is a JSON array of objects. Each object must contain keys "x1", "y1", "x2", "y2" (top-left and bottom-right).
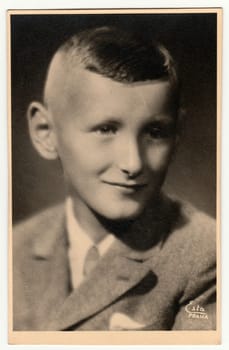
[{"x1": 146, "y1": 147, "x2": 173, "y2": 171}]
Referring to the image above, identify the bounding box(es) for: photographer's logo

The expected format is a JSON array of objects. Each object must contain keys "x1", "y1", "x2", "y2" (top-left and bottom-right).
[{"x1": 185, "y1": 301, "x2": 208, "y2": 319}]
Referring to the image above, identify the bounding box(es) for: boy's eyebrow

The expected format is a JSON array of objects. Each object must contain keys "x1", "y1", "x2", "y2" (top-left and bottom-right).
[
  {"x1": 144, "y1": 113, "x2": 176, "y2": 124},
  {"x1": 95, "y1": 110, "x2": 174, "y2": 120},
  {"x1": 84, "y1": 111, "x2": 175, "y2": 127},
  {"x1": 86, "y1": 116, "x2": 123, "y2": 126}
]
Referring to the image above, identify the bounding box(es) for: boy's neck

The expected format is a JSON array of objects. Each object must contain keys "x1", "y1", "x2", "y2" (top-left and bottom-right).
[{"x1": 70, "y1": 197, "x2": 135, "y2": 245}]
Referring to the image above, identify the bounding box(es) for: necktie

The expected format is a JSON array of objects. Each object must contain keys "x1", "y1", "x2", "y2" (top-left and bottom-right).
[{"x1": 83, "y1": 245, "x2": 100, "y2": 276}]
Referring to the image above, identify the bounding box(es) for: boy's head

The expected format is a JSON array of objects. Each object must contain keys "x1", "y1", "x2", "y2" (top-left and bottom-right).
[{"x1": 28, "y1": 26, "x2": 180, "y2": 221}]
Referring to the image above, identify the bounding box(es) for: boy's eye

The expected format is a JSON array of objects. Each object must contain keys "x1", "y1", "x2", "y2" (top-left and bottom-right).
[
  {"x1": 145, "y1": 123, "x2": 176, "y2": 140},
  {"x1": 147, "y1": 126, "x2": 164, "y2": 139},
  {"x1": 96, "y1": 124, "x2": 117, "y2": 135}
]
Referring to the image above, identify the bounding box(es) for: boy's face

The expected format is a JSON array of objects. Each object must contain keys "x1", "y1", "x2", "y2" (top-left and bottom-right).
[{"x1": 49, "y1": 69, "x2": 177, "y2": 221}]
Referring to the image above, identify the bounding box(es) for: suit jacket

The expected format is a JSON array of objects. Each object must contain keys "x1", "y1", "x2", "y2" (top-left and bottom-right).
[{"x1": 13, "y1": 195, "x2": 216, "y2": 331}]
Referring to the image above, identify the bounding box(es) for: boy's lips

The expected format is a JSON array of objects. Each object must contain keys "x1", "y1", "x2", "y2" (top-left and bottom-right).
[{"x1": 102, "y1": 180, "x2": 147, "y2": 190}]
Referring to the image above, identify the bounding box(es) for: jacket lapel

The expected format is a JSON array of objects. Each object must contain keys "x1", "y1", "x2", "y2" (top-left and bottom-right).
[{"x1": 46, "y1": 239, "x2": 155, "y2": 330}]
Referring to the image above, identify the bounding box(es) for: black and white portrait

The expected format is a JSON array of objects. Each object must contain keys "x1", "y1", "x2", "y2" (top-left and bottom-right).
[{"x1": 9, "y1": 9, "x2": 220, "y2": 343}]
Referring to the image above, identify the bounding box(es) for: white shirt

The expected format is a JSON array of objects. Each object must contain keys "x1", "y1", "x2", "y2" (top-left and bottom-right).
[{"x1": 66, "y1": 197, "x2": 115, "y2": 289}]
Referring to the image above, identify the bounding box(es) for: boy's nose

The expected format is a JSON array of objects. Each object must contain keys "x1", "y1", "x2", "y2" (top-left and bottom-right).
[{"x1": 117, "y1": 137, "x2": 143, "y2": 178}]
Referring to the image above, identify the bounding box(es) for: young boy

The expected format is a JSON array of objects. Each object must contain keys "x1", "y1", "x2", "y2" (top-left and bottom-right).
[{"x1": 13, "y1": 26, "x2": 216, "y2": 331}]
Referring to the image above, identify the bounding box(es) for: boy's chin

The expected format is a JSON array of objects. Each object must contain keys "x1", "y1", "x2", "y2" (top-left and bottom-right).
[{"x1": 98, "y1": 203, "x2": 145, "y2": 222}]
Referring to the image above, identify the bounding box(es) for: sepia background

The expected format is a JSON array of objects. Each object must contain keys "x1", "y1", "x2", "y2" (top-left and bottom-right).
[{"x1": 11, "y1": 13, "x2": 217, "y2": 223}]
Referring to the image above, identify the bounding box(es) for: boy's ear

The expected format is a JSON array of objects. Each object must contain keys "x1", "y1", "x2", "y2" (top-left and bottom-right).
[{"x1": 27, "y1": 101, "x2": 58, "y2": 160}]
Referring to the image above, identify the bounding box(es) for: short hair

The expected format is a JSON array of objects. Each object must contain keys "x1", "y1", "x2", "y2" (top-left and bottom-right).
[{"x1": 49, "y1": 26, "x2": 180, "y2": 109}]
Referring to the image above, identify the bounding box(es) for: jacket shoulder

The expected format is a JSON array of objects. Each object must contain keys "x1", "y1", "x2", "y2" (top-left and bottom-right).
[
  {"x1": 174, "y1": 198, "x2": 216, "y2": 249},
  {"x1": 13, "y1": 203, "x2": 65, "y2": 252},
  {"x1": 160, "y1": 196, "x2": 216, "y2": 275}
]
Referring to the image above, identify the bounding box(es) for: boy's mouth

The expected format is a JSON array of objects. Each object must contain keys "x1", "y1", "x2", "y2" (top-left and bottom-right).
[{"x1": 102, "y1": 181, "x2": 147, "y2": 191}]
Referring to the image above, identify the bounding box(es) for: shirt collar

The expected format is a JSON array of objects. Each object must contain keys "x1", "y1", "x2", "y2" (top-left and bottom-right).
[
  {"x1": 65, "y1": 196, "x2": 115, "y2": 255},
  {"x1": 65, "y1": 197, "x2": 115, "y2": 289}
]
